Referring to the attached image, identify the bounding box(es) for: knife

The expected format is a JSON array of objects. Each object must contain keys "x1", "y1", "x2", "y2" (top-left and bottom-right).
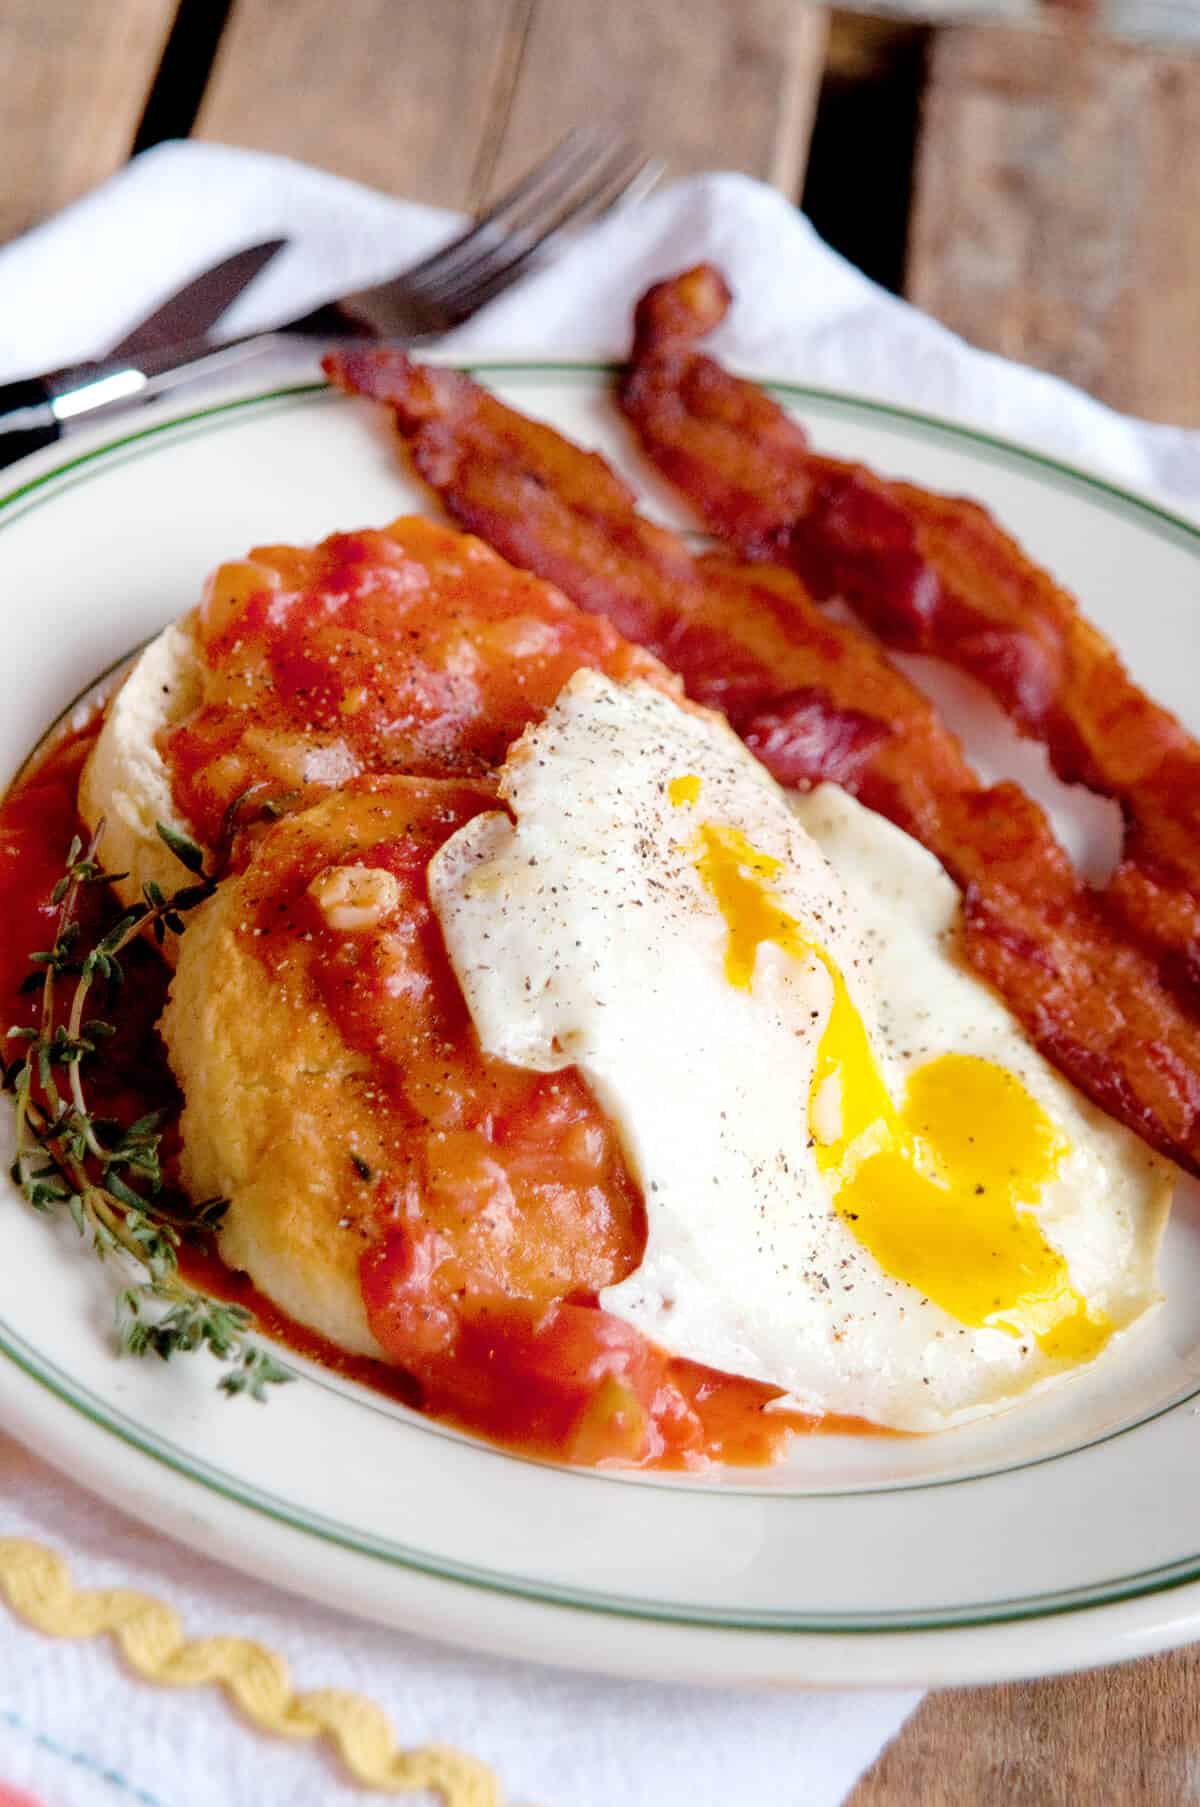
[{"x1": 0, "y1": 238, "x2": 288, "y2": 473}]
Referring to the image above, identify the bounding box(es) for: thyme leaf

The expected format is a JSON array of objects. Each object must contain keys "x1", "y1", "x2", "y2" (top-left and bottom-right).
[
  {"x1": 3, "y1": 819, "x2": 290, "y2": 1400},
  {"x1": 154, "y1": 821, "x2": 206, "y2": 874}
]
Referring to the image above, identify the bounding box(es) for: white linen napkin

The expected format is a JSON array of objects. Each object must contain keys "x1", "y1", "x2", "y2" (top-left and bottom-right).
[
  {"x1": 1, "y1": 136, "x2": 1193, "y2": 1807},
  {"x1": 3, "y1": 140, "x2": 1198, "y2": 504}
]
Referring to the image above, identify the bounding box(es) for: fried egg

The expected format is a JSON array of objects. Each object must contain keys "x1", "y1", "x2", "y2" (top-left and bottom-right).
[{"x1": 429, "y1": 669, "x2": 1172, "y2": 1432}]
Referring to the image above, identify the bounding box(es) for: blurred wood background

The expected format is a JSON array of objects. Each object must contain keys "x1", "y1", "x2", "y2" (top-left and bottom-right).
[
  {"x1": 1, "y1": 1, "x2": 1200, "y2": 1801},
  {"x1": 1, "y1": 0, "x2": 1198, "y2": 424}
]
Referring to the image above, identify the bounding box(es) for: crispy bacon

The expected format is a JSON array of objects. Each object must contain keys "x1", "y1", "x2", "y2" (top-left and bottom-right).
[
  {"x1": 324, "y1": 349, "x2": 985, "y2": 837},
  {"x1": 621, "y1": 264, "x2": 1200, "y2": 999},
  {"x1": 325, "y1": 344, "x2": 1200, "y2": 1173}
]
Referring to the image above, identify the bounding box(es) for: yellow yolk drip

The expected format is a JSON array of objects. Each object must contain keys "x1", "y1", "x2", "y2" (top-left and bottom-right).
[
  {"x1": 668, "y1": 773, "x2": 702, "y2": 806},
  {"x1": 690, "y1": 820, "x2": 1109, "y2": 1362},
  {"x1": 692, "y1": 824, "x2": 812, "y2": 988}
]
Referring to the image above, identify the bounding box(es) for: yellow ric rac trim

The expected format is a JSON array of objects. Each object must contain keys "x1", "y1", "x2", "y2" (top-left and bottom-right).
[{"x1": 0, "y1": 1537, "x2": 503, "y2": 1804}]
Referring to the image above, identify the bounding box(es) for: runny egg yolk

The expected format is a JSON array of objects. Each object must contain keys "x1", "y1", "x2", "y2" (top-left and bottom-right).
[{"x1": 671, "y1": 782, "x2": 1109, "y2": 1362}]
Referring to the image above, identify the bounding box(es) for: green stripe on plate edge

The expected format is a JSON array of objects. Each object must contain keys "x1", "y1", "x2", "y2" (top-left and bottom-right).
[
  {"x1": 3, "y1": 368, "x2": 1200, "y2": 1639},
  {"x1": 4, "y1": 1312, "x2": 1200, "y2": 1636}
]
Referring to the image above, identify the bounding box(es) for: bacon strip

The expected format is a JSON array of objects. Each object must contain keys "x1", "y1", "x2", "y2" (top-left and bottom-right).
[
  {"x1": 325, "y1": 345, "x2": 1200, "y2": 1173},
  {"x1": 620, "y1": 264, "x2": 1200, "y2": 1002}
]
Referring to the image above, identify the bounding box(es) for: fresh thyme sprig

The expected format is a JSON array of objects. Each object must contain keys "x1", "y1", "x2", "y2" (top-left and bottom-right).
[{"x1": 3, "y1": 820, "x2": 290, "y2": 1402}]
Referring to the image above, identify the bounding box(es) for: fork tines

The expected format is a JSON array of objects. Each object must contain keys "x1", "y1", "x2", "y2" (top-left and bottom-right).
[{"x1": 405, "y1": 128, "x2": 661, "y2": 322}]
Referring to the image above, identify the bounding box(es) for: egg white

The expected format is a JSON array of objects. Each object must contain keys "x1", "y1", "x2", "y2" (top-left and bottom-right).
[
  {"x1": 429, "y1": 670, "x2": 1172, "y2": 1433},
  {"x1": 78, "y1": 620, "x2": 203, "y2": 950}
]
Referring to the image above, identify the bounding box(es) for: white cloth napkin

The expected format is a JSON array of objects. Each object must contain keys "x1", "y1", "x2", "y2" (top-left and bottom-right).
[
  {"x1": 3, "y1": 140, "x2": 1199, "y2": 504},
  {"x1": 0, "y1": 137, "x2": 1194, "y2": 1807}
]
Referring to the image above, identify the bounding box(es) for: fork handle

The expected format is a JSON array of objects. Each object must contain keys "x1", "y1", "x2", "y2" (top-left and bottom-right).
[{"x1": 0, "y1": 377, "x2": 61, "y2": 472}]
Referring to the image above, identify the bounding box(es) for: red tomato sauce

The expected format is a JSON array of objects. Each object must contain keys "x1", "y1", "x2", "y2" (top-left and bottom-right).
[
  {"x1": 0, "y1": 727, "x2": 843, "y2": 1467},
  {"x1": 0, "y1": 723, "x2": 180, "y2": 1135},
  {"x1": 235, "y1": 775, "x2": 836, "y2": 1467},
  {"x1": 162, "y1": 516, "x2": 672, "y2": 848},
  {"x1": 0, "y1": 522, "x2": 883, "y2": 1468}
]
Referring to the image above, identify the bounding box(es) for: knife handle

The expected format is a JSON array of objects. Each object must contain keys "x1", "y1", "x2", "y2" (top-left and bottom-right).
[{"x1": 0, "y1": 377, "x2": 61, "y2": 472}]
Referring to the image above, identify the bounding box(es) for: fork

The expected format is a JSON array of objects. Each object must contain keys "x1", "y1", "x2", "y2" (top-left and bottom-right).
[
  {"x1": 323, "y1": 126, "x2": 661, "y2": 338},
  {"x1": 0, "y1": 127, "x2": 660, "y2": 469}
]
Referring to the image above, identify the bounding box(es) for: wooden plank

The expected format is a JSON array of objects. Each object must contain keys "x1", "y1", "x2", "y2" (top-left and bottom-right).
[
  {"x1": 194, "y1": 0, "x2": 527, "y2": 212},
  {"x1": 868, "y1": 25, "x2": 1200, "y2": 1796},
  {"x1": 0, "y1": 0, "x2": 179, "y2": 244},
  {"x1": 852, "y1": 1647, "x2": 1200, "y2": 1804},
  {"x1": 803, "y1": 15, "x2": 929, "y2": 293},
  {"x1": 907, "y1": 22, "x2": 1200, "y2": 425},
  {"x1": 486, "y1": 0, "x2": 830, "y2": 200}
]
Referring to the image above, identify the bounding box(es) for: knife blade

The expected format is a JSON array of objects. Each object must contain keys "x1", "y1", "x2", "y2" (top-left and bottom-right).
[
  {"x1": 0, "y1": 237, "x2": 289, "y2": 473},
  {"x1": 106, "y1": 238, "x2": 288, "y2": 359}
]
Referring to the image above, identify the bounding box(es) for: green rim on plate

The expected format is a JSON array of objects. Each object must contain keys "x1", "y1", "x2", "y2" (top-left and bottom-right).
[{"x1": 3, "y1": 369, "x2": 1199, "y2": 1641}]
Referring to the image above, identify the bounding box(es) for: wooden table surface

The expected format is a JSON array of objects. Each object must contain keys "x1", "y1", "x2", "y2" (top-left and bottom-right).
[{"x1": 3, "y1": 2, "x2": 1200, "y2": 1799}]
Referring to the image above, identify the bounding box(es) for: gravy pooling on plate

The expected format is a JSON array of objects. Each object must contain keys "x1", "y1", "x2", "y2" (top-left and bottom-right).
[
  {"x1": 2, "y1": 490, "x2": 1174, "y2": 1467},
  {"x1": 13, "y1": 523, "x2": 857, "y2": 1466}
]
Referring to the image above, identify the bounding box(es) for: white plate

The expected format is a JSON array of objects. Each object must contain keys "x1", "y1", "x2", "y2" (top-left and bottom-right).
[{"x1": 2, "y1": 366, "x2": 1200, "y2": 1690}]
